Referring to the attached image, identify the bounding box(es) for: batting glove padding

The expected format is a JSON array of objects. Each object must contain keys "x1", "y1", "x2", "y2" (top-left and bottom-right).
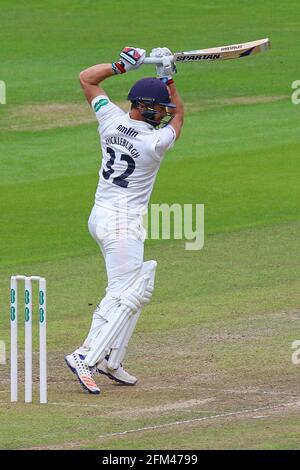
[
  {"x1": 112, "y1": 47, "x2": 146, "y2": 74},
  {"x1": 150, "y1": 47, "x2": 177, "y2": 80}
]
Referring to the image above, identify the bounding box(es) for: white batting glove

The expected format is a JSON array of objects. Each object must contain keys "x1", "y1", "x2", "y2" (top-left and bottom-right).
[
  {"x1": 112, "y1": 47, "x2": 146, "y2": 74},
  {"x1": 150, "y1": 47, "x2": 177, "y2": 80}
]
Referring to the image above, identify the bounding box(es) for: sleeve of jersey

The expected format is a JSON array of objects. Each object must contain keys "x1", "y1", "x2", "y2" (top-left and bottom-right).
[
  {"x1": 154, "y1": 125, "x2": 177, "y2": 161},
  {"x1": 91, "y1": 95, "x2": 125, "y2": 125}
]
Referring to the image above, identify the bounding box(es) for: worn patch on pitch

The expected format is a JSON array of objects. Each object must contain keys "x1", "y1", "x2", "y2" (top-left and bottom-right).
[
  {"x1": 0, "y1": 101, "x2": 129, "y2": 131},
  {"x1": 0, "y1": 96, "x2": 287, "y2": 131},
  {"x1": 185, "y1": 95, "x2": 288, "y2": 113}
]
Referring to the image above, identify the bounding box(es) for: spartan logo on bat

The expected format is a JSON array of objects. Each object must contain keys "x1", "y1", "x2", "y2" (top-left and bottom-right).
[{"x1": 176, "y1": 54, "x2": 221, "y2": 61}]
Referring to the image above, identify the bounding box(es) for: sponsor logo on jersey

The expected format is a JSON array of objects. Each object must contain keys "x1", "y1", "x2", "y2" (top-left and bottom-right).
[
  {"x1": 176, "y1": 54, "x2": 221, "y2": 61},
  {"x1": 117, "y1": 125, "x2": 139, "y2": 138},
  {"x1": 94, "y1": 98, "x2": 109, "y2": 112}
]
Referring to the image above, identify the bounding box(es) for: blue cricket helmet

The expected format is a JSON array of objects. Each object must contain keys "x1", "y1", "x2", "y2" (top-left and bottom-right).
[{"x1": 127, "y1": 77, "x2": 176, "y2": 108}]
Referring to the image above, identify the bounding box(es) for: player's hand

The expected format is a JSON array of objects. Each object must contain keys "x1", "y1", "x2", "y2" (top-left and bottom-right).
[
  {"x1": 150, "y1": 47, "x2": 177, "y2": 79},
  {"x1": 113, "y1": 47, "x2": 146, "y2": 74}
]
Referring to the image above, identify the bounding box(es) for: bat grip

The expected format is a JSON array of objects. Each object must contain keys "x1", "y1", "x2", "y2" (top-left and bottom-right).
[{"x1": 143, "y1": 56, "x2": 175, "y2": 64}]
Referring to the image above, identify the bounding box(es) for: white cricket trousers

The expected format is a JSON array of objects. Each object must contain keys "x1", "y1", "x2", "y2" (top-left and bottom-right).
[{"x1": 79, "y1": 204, "x2": 146, "y2": 353}]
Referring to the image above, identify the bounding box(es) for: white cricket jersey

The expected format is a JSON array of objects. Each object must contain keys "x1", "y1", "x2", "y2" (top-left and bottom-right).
[{"x1": 91, "y1": 95, "x2": 176, "y2": 216}]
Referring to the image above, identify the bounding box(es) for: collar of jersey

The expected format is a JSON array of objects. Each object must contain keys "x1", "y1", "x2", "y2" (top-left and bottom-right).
[{"x1": 126, "y1": 113, "x2": 155, "y2": 131}]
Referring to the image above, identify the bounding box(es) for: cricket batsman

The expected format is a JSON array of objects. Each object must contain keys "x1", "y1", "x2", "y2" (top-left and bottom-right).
[{"x1": 65, "y1": 46, "x2": 184, "y2": 394}]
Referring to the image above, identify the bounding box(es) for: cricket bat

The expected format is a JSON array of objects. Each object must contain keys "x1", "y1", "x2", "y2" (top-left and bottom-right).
[{"x1": 143, "y1": 38, "x2": 270, "y2": 64}]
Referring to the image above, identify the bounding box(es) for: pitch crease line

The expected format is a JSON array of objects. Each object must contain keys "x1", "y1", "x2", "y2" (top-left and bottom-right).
[{"x1": 94, "y1": 400, "x2": 300, "y2": 439}]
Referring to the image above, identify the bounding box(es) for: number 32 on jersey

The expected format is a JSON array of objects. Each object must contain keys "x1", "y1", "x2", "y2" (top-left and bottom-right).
[{"x1": 102, "y1": 147, "x2": 135, "y2": 188}]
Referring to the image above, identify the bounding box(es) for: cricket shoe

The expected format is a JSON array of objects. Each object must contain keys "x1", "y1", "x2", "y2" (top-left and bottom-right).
[
  {"x1": 65, "y1": 352, "x2": 100, "y2": 394},
  {"x1": 97, "y1": 357, "x2": 137, "y2": 385}
]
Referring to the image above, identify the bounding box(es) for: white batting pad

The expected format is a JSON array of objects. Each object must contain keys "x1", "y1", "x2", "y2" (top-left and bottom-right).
[{"x1": 84, "y1": 272, "x2": 152, "y2": 367}]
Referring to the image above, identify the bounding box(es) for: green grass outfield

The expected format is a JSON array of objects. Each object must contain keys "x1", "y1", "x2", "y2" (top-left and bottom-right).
[{"x1": 0, "y1": 0, "x2": 300, "y2": 450}]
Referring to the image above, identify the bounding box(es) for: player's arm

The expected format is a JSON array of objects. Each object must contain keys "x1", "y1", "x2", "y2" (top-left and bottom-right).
[
  {"x1": 79, "y1": 47, "x2": 146, "y2": 105},
  {"x1": 167, "y1": 81, "x2": 184, "y2": 140},
  {"x1": 150, "y1": 47, "x2": 184, "y2": 139},
  {"x1": 79, "y1": 64, "x2": 113, "y2": 104}
]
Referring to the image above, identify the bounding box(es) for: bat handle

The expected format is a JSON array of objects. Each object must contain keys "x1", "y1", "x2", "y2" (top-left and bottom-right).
[{"x1": 143, "y1": 56, "x2": 175, "y2": 64}]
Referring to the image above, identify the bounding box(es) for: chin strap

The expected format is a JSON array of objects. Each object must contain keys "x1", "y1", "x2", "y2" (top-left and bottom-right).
[
  {"x1": 140, "y1": 105, "x2": 158, "y2": 126},
  {"x1": 137, "y1": 101, "x2": 174, "y2": 128},
  {"x1": 143, "y1": 109, "x2": 174, "y2": 128}
]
